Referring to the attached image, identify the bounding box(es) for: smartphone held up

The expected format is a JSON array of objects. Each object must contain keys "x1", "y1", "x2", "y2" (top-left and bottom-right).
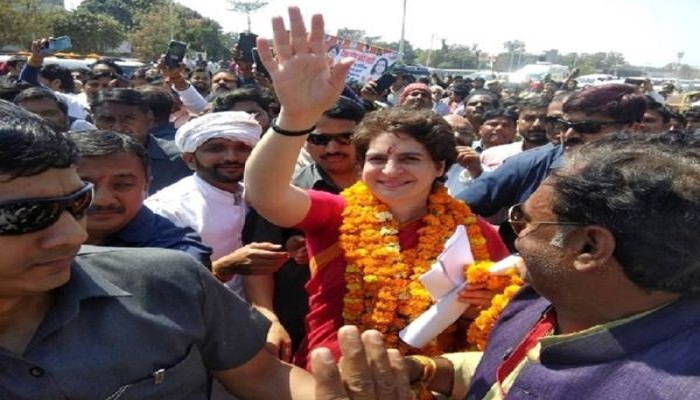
[
  {"x1": 165, "y1": 40, "x2": 188, "y2": 68},
  {"x1": 40, "y1": 36, "x2": 72, "y2": 56}
]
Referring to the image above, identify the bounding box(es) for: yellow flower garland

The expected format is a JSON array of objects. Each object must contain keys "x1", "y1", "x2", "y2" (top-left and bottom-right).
[{"x1": 339, "y1": 181, "x2": 522, "y2": 354}]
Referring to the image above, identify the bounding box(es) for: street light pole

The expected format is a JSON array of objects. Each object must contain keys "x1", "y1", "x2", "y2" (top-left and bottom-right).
[{"x1": 398, "y1": 0, "x2": 407, "y2": 63}]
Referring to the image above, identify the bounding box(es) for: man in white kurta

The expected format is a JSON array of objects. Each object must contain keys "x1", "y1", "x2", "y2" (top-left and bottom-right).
[{"x1": 146, "y1": 111, "x2": 288, "y2": 296}]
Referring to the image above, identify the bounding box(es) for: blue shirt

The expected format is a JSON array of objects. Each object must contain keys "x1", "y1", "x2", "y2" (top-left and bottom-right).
[
  {"x1": 149, "y1": 121, "x2": 178, "y2": 141},
  {"x1": 0, "y1": 246, "x2": 270, "y2": 399},
  {"x1": 146, "y1": 134, "x2": 193, "y2": 195},
  {"x1": 455, "y1": 143, "x2": 564, "y2": 217},
  {"x1": 103, "y1": 206, "x2": 212, "y2": 268}
]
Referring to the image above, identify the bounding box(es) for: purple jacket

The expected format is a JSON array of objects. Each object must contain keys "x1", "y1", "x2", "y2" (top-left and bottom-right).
[{"x1": 466, "y1": 286, "x2": 700, "y2": 399}]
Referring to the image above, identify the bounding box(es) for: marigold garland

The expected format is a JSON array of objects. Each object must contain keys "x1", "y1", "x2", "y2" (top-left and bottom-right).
[{"x1": 339, "y1": 181, "x2": 523, "y2": 355}]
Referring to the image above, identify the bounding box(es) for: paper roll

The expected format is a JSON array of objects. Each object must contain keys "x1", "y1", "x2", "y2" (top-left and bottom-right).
[{"x1": 399, "y1": 282, "x2": 469, "y2": 348}]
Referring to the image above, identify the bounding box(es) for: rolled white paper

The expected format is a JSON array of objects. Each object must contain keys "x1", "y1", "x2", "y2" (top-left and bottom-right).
[
  {"x1": 419, "y1": 261, "x2": 456, "y2": 301},
  {"x1": 488, "y1": 254, "x2": 524, "y2": 276},
  {"x1": 399, "y1": 282, "x2": 469, "y2": 348}
]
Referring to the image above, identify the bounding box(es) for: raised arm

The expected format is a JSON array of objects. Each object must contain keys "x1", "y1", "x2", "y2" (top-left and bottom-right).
[{"x1": 243, "y1": 7, "x2": 353, "y2": 227}]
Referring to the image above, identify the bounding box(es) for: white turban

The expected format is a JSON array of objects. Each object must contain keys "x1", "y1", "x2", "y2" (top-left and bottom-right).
[{"x1": 175, "y1": 111, "x2": 262, "y2": 153}]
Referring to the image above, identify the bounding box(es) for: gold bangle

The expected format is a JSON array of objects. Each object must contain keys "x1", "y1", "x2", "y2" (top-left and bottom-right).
[{"x1": 408, "y1": 355, "x2": 437, "y2": 384}]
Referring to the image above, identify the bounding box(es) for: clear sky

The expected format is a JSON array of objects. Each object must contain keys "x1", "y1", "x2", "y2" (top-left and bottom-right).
[{"x1": 68, "y1": 0, "x2": 699, "y2": 68}]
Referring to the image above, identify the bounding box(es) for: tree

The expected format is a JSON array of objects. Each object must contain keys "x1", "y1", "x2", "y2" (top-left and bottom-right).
[
  {"x1": 52, "y1": 9, "x2": 126, "y2": 54},
  {"x1": 175, "y1": 5, "x2": 232, "y2": 61},
  {"x1": 130, "y1": 4, "x2": 176, "y2": 61},
  {"x1": 0, "y1": 0, "x2": 57, "y2": 49},
  {"x1": 336, "y1": 28, "x2": 366, "y2": 42},
  {"x1": 79, "y1": 0, "x2": 166, "y2": 30},
  {"x1": 131, "y1": 3, "x2": 234, "y2": 62},
  {"x1": 227, "y1": 0, "x2": 268, "y2": 33},
  {"x1": 373, "y1": 40, "x2": 417, "y2": 65}
]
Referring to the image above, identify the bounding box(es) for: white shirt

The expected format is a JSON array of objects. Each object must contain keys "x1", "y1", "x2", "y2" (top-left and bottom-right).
[
  {"x1": 69, "y1": 118, "x2": 97, "y2": 131},
  {"x1": 173, "y1": 83, "x2": 207, "y2": 114},
  {"x1": 56, "y1": 91, "x2": 88, "y2": 120},
  {"x1": 145, "y1": 174, "x2": 247, "y2": 295},
  {"x1": 480, "y1": 141, "x2": 524, "y2": 170}
]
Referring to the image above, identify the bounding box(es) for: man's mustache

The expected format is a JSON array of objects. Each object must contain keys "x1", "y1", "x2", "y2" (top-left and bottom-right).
[
  {"x1": 321, "y1": 152, "x2": 348, "y2": 159},
  {"x1": 216, "y1": 162, "x2": 245, "y2": 168},
  {"x1": 87, "y1": 205, "x2": 125, "y2": 214}
]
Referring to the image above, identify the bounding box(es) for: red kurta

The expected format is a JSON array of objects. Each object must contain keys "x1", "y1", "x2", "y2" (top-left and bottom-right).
[{"x1": 293, "y1": 190, "x2": 510, "y2": 369}]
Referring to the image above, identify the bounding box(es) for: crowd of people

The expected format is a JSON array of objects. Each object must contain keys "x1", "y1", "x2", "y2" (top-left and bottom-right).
[{"x1": 0, "y1": 6, "x2": 699, "y2": 399}]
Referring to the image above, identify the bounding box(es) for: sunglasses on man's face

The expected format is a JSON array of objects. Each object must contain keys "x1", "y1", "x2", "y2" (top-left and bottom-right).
[
  {"x1": 0, "y1": 182, "x2": 94, "y2": 235},
  {"x1": 508, "y1": 202, "x2": 585, "y2": 236},
  {"x1": 306, "y1": 132, "x2": 354, "y2": 146},
  {"x1": 545, "y1": 117, "x2": 621, "y2": 134}
]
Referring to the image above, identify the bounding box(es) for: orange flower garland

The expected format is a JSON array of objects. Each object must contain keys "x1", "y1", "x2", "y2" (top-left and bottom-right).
[
  {"x1": 465, "y1": 262, "x2": 524, "y2": 350},
  {"x1": 339, "y1": 181, "x2": 522, "y2": 354}
]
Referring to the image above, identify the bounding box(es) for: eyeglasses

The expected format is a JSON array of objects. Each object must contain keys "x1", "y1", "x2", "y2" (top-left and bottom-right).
[
  {"x1": 306, "y1": 132, "x2": 354, "y2": 146},
  {"x1": 545, "y1": 117, "x2": 621, "y2": 134},
  {"x1": 0, "y1": 182, "x2": 94, "y2": 235},
  {"x1": 508, "y1": 203, "x2": 585, "y2": 236}
]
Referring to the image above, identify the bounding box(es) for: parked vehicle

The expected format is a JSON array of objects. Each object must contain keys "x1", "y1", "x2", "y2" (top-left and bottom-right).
[{"x1": 507, "y1": 62, "x2": 570, "y2": 84}]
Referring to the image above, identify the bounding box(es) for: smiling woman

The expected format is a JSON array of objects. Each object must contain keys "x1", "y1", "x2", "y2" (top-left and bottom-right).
[{"x1": 243, "y1": 8, "x2": 510, "y2": 371}]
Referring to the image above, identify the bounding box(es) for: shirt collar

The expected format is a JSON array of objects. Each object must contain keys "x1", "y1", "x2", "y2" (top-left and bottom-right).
[
  {"x1": 105, "y1": 206, "x2": 154, "y2": 245},
  {"x1": 193, "y1": 173, "x2": 244, "y2": 205},
  {"x1": 59, "y1": 247, "x2": 133, "y2": 302}
]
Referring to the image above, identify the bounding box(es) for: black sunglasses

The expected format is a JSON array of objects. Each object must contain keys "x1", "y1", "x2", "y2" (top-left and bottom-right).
[
  {"x1": 508, "y1": 202, "x2": 585, "y2": 236},
  {"x1": 307, "y1": 132, "x2": 354, "y2": 146},
  {"x1": 545, "y1": 117, "x2": 621, "y2": 134},
  {"x1": 0, "y1": 182, "x2": 94, "y2": 235}
]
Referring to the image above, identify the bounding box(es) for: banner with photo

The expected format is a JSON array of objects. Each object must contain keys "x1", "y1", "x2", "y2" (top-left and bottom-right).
[{"x1": 324, "y1": 34, "x2": 398, "y2": 84}]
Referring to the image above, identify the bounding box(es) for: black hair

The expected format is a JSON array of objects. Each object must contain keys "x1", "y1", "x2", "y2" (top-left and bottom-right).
[
  {"x1": 138, "y1": 86, "x2": 174, "y2": 124},
  {"x1": 644, "y1": 96, "x2": 671, "y2": 123},
  {"x1": 211, "y1": 87, "x2": 269, "y2": 113},
  {"x1": 83, "y1": 70, "x2": 115, "y2": 83},
  {"x1": 91, "y1": 88, "x2": 151, "y2": 115},
  {"x1": 40, "y1": 63, "x2": 75, "y2": 93},
  {"x1": 91, "y1": 58, "x2": 124, "y2": 76},
  {"x1": 551, "y1": 132, "x2": 700, "y2": 294},
  {"x1": 66, "y1": 130, "x2": 150, "y2": 178},
  {"x1": 451, "y1": 83, "x2": 471, "y2": 98},
  {"x1": 466, "y1": 90, "x2": 499, "y2": 108},
  {"x1": 519, "y1": 95, "x2": 552, "y2": 111},
  {"x1": 0, "y1": 80, "x2": 34, "y2": 102},
  {"x1": 323, "y1": 96, "x2": 365, "y2": 123},
  {"x1": 482, "y1": 107, "x2": 518, "y2": 124},
  {"x1": 188, "y1": 68, "x2": 212, "y2": 79},
  {"x1": 0, "y1": 100, "x2": 78, "y2": 180},
  {"x1": 353, "y1": 107, "x2": 456, "y2": 180},
  {"x1": 13, "y1": 87, "x2": 69, "y2": 117},
  {"x1": 683, "y1": 107, "x2": 700, "y2": 120},
  {"x1": 6, "y1": 56, "x2": 26, "y2": 68}
]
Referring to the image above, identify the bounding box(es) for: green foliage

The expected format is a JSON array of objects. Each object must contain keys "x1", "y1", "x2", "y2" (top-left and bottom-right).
[
  {"x1": 129, "y1": 4, "x2": 175, "y2": 61},
  {"x1": 174, "y1": 5, "x2": 232, "y2": 61},
  {"x1": 227, "y1": 0, "x2": 268, "y2": 13},
  {"x1": 52, "y1": 9, "x2": 126, "y2": 53},
  {"x1": 78, "y1": 0, "x2": 167, "y2": 30},
  {"x1": 417, "y1": 44, "x2": 478, "y2": 70},
  {"x1": 227, "y1": 0, "x2": 268, "y2": 32},
  {"x1": 336, "y1": 28, "x2": 366, "y2": 41},
  {"x1": 373, "y1": 40, "x2": 417, "y2": 65},
  {"x1": 0, "y1": 0, "x2": 58, "y2": 49},
  {"x1": 130, "y1": 2, "x2": 234, "y2": 62}
]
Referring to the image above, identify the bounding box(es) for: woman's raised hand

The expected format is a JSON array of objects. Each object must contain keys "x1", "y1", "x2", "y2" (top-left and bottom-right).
[{"x1": 257, "y1": 7, "x2": 354, "y2": 129}]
